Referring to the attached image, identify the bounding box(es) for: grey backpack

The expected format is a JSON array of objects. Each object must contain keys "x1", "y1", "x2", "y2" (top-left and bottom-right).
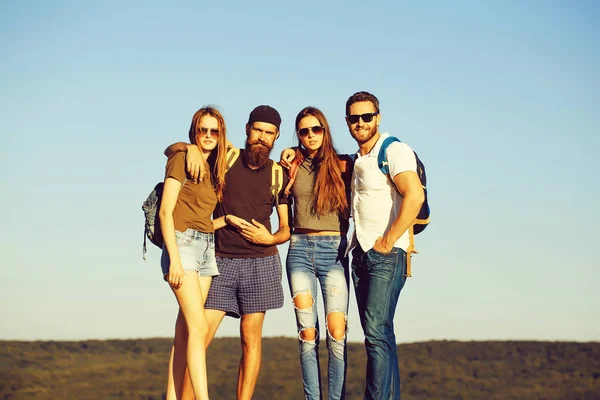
[{"x1": 141, "y1": 178, "x2": 186, "y2": 260}]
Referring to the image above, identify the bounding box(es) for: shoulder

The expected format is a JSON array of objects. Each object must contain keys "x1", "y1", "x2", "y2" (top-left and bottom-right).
[
  {"x1": 336, "y1": 153, "x2": 354, "y2": 173},
  {"x1": 387, "y1": 141, "x2": 415, "y2": 160},
  {"x1": 166, "y1": 151, "x2": 186, "y2": 169}
]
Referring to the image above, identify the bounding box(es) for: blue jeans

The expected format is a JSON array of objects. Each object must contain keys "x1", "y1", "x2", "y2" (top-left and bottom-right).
[
  {"x1": 286, "y1": 234, "x2": 350, "y2": 400},
  {"x1": 351, "y1": 245, "x2": 408, "y2": 400}
]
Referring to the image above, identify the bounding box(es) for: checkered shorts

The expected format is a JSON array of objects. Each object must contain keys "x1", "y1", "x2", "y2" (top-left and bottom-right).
[{"x1": 204, "y1": 254, "x2": 284, "y2": 318}]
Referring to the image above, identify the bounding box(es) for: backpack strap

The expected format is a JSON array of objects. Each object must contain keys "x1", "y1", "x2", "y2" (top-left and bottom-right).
[
  {"x1": 377, "y1": 136, "x2": 402, "y2": 175},
  {"x1": 271, "y1": 161, "x2": 283, "y2": 206},
  {"x1": 225, "y1": 147, "x2": 240, "y2": 172},
  {"x1": 405, "y1": 225, "x2": 418, "y2": 277}
]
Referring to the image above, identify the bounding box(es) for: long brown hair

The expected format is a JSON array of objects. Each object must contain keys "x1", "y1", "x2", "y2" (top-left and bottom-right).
[
  {"x1": 294, "y1": 107, "x2": 348, "y2": 217},
  {"x1": 188, "y1": 106, "x2": 228, "y2": 201}
]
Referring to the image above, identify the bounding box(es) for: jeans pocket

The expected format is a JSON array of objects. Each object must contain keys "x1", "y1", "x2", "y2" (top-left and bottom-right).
[
  {"x1": 366, "y1": 248, "x2": 398, "y2": 277},
  {"x1": 370, "y1": 247, "x2": 398, "y2": 256},
  {"x1": 175, "y1": 230, "x2": 193, "y2": 246}
]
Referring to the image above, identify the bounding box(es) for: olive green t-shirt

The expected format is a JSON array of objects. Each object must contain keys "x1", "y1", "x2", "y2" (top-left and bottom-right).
[
  {"x1": 290, "y1": 157, "x2": 344, "y2": 232},
  {"x1": 164, "y1": 152, "x2": 217, "y2": 233}
]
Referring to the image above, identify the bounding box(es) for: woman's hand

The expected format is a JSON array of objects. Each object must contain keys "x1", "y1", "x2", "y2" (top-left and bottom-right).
[
  {"x1": 167, "y1": 261, "x2": 185, "y2": 289},
  {"x1": 225, "y1": 214, "x2": 251, "y2": 230}
]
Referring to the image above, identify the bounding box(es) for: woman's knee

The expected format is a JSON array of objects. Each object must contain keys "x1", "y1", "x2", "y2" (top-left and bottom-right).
[
  {"x1": 327, "y1": 311, "x2": 347, "y2": 341},
  {"x1": 186, "y1": 317, "x2": 209, "y2": 339},
  {"x1": 299, "y1": 327, "x2": 317, "y2": 341}
]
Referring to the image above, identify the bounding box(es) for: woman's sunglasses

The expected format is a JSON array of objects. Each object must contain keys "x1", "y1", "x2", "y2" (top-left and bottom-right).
[
  {"x1": 198, "y1": 127, "x2": 220, "y2": 137},
  {"x1": 345, "y1": 112, "x2": 379, "y2": 124},
  {"x1": 298, "y1": 125, "x2": 325, "y2": 137}
]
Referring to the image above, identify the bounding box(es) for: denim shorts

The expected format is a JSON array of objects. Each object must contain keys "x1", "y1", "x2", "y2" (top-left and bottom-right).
[{"x1": 160, "y1": 228, "x2": 219, "y2": 277}]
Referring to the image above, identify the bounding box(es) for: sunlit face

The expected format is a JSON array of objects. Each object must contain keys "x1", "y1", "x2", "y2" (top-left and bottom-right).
[
  {"x1": 297, "y1": 115, "x2": 324, "y2": 157},
  {"x1": 195, "y1": 115, "x2": 220, "y2": 153},
  {"x1": 246, "y1": 121, "x2": 278, "y2": 148},
  {"x1": 346, "y1": 101, "x2": 380, "y2": 145}
]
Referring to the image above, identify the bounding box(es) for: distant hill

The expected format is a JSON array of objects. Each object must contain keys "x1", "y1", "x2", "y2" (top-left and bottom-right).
[{"x1": 1, "y1": 338, "x2": 598, "y2": 399}]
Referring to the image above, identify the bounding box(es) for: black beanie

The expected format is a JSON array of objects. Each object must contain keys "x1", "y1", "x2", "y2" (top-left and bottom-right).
[{"x1": 247, "y1": 105, "x2": 281, "y2": 130}]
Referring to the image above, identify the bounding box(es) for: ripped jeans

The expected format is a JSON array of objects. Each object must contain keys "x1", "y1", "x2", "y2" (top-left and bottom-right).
[{"x1": 286, "y1": 234, "x2": 350, "y2": 400}]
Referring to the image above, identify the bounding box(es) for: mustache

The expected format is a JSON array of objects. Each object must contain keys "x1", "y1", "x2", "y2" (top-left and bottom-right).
[{"x1": 247, "y1": 139, "x2": 273, "y2": 150}]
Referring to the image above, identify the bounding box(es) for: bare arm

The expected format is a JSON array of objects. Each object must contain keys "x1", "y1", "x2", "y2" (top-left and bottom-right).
[
  {"x1": 373, "y1": 170, "x2": 425, "y2": 253},
  {"x1": 279, "y1": 147, "x2": 298, "y2": 169},
  {"x1": 164, "y1": 142, "x2": 204, "y2": 182},
  {"x1": 212, "y1": 214, "x2": 246, "y2": 231},
  {"x1": 158, "y1": 177, "x2": 186, "y2": 288},
  {"x1": 164, "y1": 142, "x2": 189, "y2": 157}
]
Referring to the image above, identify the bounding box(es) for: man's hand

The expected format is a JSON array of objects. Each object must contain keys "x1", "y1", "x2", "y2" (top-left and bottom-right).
[
  {"x1": 186, "y1": 145, "x2": 205, "y2": 182},
  {"x1": 279, "y1": 148, "x2": 296, "y2": 169},
  {"x1": 372, "y1": 236, "x2": 393, "y2": 254},
  {"x1": 237, "y1": 218, "x2": 274, "y2": 245}
]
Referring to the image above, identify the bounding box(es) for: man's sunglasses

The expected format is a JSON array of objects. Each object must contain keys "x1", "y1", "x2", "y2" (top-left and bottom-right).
[
  {"x1": 345, "y1": 112, "x2": 379, "y2": 124},
  {"x1": 298, "y1": 125, "x2": 325, "y2": 137},
  {"x1": 198, "y1": 127, "x2": 220, "y2": 137}
]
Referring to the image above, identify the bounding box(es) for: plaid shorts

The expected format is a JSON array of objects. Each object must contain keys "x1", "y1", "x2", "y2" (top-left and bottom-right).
[{"x1": 205, "y1": 254, "x2": 284, "y2": 318}]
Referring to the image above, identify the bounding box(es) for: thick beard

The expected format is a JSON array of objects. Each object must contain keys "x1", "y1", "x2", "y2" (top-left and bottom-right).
[
  {"x1": 350, "y1": 124, "x2": 378, "y2": 145},
  {"x1": 244, "y1": 140, "x2": 272, "y2": 169}
]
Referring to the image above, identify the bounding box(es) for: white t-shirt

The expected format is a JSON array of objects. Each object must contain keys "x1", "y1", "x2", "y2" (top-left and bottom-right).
[{"x1": 348, "y1": 132, "x2": 417, "y2": 253}]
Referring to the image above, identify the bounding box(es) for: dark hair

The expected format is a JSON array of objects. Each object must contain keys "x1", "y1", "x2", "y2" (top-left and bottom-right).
[
  {"x1": 345, "y1": 91, "x2": 380, "y2": 115},
  {"x1": 294, "y1": 107, "x2": 348, "y2": 218},
  {"x1": 187, "y1": 106, "x2": 228, "y2": 201}
]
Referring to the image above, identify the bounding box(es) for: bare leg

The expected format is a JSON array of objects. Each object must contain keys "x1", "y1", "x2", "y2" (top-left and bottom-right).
[
  {"x1": 171, "y1": 274, "x2": 210, "y2": 400},
  {"x1": 166, "y1": 309, "x2": 188, "y2": 399},
  {"x1": 178, "y1": 277, "x2": 216, "y2": 400},
  {"x1": 237, "y1": 312, "x2": 265, "y2": 400}
]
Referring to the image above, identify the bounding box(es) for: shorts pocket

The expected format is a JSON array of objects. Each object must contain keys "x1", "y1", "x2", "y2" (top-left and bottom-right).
[{"x1": 175, "y1": 230, "x2": 193, "y2": 246}]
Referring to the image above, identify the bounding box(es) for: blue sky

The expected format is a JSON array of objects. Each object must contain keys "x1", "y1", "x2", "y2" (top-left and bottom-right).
[{"x1": 1, "y1": 0, "x2": 598, "y2": 343}]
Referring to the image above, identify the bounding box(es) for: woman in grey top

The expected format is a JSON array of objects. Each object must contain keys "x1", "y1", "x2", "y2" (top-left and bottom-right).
[{"x1": 283, "y1": 106, "x2": 352, "y2": 400}]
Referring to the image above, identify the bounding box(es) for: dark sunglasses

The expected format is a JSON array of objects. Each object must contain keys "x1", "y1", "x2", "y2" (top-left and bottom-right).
[
  {"x1": 198, "y1": 127, "x2": 220, "y2": 137},
  {"x1": 346, "y1": 112, "x2": 379, "y2": 124},
  {"x1": 297, "y1": 125, "x2": 325, "y2": 137}
]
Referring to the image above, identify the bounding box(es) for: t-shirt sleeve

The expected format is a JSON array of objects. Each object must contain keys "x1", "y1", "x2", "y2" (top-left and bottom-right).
[
  {"x1": 164, "y1": 152, "x2": 187, "y2": 183},
  {"x1": 387, "y1": 142, "x2": 417, "y2": 178}
]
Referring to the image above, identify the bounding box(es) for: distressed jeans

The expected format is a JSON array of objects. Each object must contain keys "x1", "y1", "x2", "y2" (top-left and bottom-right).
[
  {"x1": 286, "y1": 234, "x2": 350, "y2": 400},
  {"x1": 351, "y1": 245, "x2": 408, "y2": 400}
]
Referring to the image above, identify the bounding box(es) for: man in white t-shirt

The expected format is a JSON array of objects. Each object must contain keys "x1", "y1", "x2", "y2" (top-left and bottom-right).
[{"x1": 345, "y1": 91, "x2": 425, "y2": 400}]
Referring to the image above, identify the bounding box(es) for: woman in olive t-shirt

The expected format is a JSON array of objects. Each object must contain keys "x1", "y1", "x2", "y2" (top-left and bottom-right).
[
  {"x1": 158, "y1": 106, "x2": 229, "y2": 400},
  {"x1": 283, "y1": 107, "x2": 353, "y2": 400}
]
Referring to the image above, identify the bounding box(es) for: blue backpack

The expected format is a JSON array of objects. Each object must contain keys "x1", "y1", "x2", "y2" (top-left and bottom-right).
[
  {"x1": 377, "y1": 136, "x2": 430, "y2": 276},
  {"x1": 377, "y1": 136, "x2": 430, "y2": 234}
]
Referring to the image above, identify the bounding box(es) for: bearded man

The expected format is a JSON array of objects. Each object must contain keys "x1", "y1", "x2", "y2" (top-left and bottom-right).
[{"x1": 164, "y1": 105, "x2": 290, "y2": 400}]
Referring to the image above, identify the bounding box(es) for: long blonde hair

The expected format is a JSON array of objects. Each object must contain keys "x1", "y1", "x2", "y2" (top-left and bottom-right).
[{"x1": 188, "y1": 106, "x2": 228, "y2": 201}]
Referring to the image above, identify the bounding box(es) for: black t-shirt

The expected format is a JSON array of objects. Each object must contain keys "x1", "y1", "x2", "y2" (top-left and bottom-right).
[{"x1": 214, "y1": 151, "x2": 290, "y2": 258}]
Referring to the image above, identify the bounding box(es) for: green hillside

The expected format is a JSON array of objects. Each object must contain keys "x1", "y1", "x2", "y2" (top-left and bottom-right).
[{"x1": 1, "y1": 338, "x2": 598, "y2": 399}]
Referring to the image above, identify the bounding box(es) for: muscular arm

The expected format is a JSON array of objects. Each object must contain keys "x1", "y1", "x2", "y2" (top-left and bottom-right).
[
  {"x1": 269, "y1": 203, "x2": 291, "y2": 245},
  {"x1": 374, "y1": 171, "x2": 425, "y2": 252}
]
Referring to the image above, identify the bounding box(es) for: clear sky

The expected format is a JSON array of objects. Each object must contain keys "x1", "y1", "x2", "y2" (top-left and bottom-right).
[{"x1": 1, "y1": 1, "x2": 598, "y2": 343}]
